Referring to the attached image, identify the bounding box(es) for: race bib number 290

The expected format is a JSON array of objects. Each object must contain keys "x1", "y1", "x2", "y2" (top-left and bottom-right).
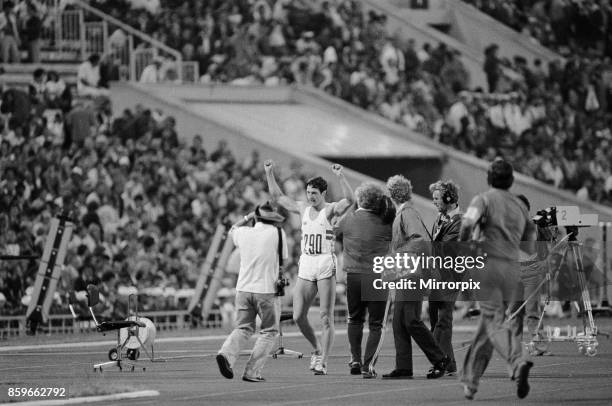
[{"x1": 304, "y1": 234, "x2": 322, "y2": 254}]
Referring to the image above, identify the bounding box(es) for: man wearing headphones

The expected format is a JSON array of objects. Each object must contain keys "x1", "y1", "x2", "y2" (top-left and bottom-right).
[
  {"x1": 458, "y1": 158, "x2": 536, "y2": 400},
  {"x1": 428, "y1": 180, "x2": 462, "y2": 376}
]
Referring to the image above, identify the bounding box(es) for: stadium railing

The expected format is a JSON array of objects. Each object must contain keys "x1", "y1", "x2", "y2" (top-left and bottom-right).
[
  {"x1": 35, "y1": 0, "x2": 198, "y2": 82},
  {"x1": 0, "y1": 308, "x2": 349, "y2": 339}
]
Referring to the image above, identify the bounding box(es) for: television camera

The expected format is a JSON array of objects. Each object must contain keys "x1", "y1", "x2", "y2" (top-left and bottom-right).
[
  {"x1": 532, "y1": 206, "x2": 598, "y2": 229},
  {"x1": 525, "y1": 206, "x2": 606, "y2": 357}
]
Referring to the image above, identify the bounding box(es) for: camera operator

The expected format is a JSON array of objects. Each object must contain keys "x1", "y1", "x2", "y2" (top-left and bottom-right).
[
  {"x1": 334, "y1": 182, "x2": 394, "y2": 378},
  {"x1": 516, "y1": 195, "x2": 555, "y2": 349},
  {"x1": 428, "y1": 180, "x2": 462, "y2": 376},
  {"x1": 216, "y1": 202, "x2": 288, "y2": 382},
  {"x1": 458, "y1": 158, "x2": 537, "y2": 400}
]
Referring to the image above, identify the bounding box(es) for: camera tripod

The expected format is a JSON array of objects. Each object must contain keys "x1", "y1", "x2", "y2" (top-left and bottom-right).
[{"x1": 523, "y1": 228, "x2": 609, "y2": 357}]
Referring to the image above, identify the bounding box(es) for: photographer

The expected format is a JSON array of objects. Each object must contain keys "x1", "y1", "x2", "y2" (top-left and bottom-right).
[
  {"x1": 216, "y1": 202, "x2": 288, "y2": 382},
  {"x1": 334, "y1": 182, "x2": 393, "y2": 378},
  {"x1": 516, "y1": 195, "x2": 554, "y2": 348}
]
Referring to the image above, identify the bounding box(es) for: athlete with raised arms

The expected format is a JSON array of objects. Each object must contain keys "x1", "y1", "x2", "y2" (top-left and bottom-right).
[{"x1": 264, "y1": 160, "x2": 354, "y2": 375}]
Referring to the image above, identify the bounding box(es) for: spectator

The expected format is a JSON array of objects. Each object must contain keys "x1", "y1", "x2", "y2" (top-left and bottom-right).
[
  {"x1": 483, "y1": 44, "x2": 501, "y2": 93},
  {"x1": 1, "y1": 86, "x2": 31, "y2": 129},
  {"x1": 140, "y1": 56, "x2": 164, "y2": 83},
  {"x1": 44, "y1": 70, "x2": 70, "y2": 111},
  {"x1": 77, "y1": 54, "x2": 109, "y2": 97},
  {"x1": 64, "y1": 101, "x2": 98, "y2": 149},
  {"x1": 0, "y1": 1, "x2": 21, "y2": 63},
  {"x1": 24, "y1": 1, "x2": 42, "y2": 63},
  {"x1": 28, "y1": 68, "x2": 46, "y2": 106}
]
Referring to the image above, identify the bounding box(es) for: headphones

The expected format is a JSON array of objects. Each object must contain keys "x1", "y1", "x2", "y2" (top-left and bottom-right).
[{"x1": 441, "y1": 182, "x2": 458, "y2": 205}]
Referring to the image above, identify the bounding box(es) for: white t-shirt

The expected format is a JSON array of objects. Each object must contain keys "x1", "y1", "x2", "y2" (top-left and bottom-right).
[
  {"x1": 139, "y1": 64, "x2": 159, "y2": 83},
  {"x1": 232, "y1": 222, "x2": 288, "y2": 294},
  {"x1": 77, "y1": 61, "x2": 100, "y2": 88}
]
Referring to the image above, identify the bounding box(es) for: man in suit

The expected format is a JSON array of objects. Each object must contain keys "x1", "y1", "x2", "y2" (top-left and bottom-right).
[
  {"x1": 428, "y1": 180, "x2": 462, "y2": 376},
  {"x1": 382, "y1": 175, "x2": 449, "y2": 380}
]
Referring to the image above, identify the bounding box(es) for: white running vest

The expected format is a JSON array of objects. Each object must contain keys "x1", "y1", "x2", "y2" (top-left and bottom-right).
[{"x1": 301, "y1": 206, "x2": 334, "y2": 255}]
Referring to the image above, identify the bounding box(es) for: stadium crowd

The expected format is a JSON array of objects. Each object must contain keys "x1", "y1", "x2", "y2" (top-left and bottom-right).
[
  {"x1": 462, "y1": 0, "x2": 612, "y2": 57},
  {"x1": 0, "y1": 69, "x2": 316, "y2": 317},
  {"x1": 1, "y1": 0, "x2": 611, "y2": 204},
  {"x1": 80, "y1": 0, "x2": 612, "y2": 205},
  {"x1": 2, "y1": 0, "x2": 611, "y2": 320}
]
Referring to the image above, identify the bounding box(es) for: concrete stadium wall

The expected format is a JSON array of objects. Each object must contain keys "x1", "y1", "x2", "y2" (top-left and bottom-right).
[
  {"x1": 109, "y1": 82, "x2": 440, "y2": 224},
  {"x1": 111, "y1": 82, "x2": 612, "y2": 241}
]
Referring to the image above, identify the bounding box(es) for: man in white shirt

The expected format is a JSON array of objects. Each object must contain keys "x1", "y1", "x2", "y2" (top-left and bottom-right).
[
  {"x1": 447, "y1": 92, "x2": 474, "y2": 135},
  {"x1": 216, "y1": 202, "x2": 288, "y2": 382},
  {"x1": 77, "y1": 54, "x2": 109, "y2": 97},
  {"x1": 139, "y1": 57, "x2": 163, "y2": 83},
  {"x1": 379, "y1": 36, "x2": 405, "y2": 87}
]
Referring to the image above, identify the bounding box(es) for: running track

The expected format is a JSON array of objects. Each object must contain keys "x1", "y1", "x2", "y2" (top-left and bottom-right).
[{"x1": 1, "y1": 321, "x2": 612, "y2": 405}]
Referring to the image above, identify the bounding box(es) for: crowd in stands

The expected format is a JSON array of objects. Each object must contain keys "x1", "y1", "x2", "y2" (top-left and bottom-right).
[
  {"x1": 0, "y1": 65, "x2": 323, "y2": 319},
  {"x1": 0, "y1": 0, "x2": 47, "y2": 63},
  {"x1": 3, "y1": 0, "x2": 612, "y2": 321},
  {"x1": 88, "y1": 0, "x2": 612, "y2": 204},
  {"x1": 463, "y1": 0, "x2": 612, "y2": 57},
  {"x1": 2, "y1": 1, "x2": 611, "y2": 204}
]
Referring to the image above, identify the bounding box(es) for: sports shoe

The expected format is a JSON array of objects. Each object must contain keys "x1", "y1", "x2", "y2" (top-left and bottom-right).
[
  {"x1": 349, "y1": 361, "x2": 362, "y2": 375},
  {"x1": 426, "y1": 356, "x2": 450, "y2": 379},
  {"x1": 313, "y1": 359, "x2": 327, "y2": 375},
  {"x1": 362, "y1": 370, "x2": 377, "y2": 379},
  {"x1": 216, "y1": 354, "x2": 233, "y2": 379},
  {"x1": 382, "y1": 369, "x2": 413, "y2": 379},
  {"x1": 310, "y1": 353, "x2": 322, "y2": 371},
  {"x1": 463, "y1": 385, "x2": 477, "y2": 400},
  {"x1": 242, "y1": 375, "x2": 266, "y2": 382},
  {"x1": 516, "y1": 361, "x2": 534, "y2": 399}
]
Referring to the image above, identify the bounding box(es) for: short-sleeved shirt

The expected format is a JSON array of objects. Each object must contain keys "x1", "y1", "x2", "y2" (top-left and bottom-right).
[
  {"x1": 232, "y1": 222, "x2": 288, "y2": 294},
  {"x1": 467, "y1": 188, "x2": 535, "y2": 261},
  {"x1": 335, "y1": 208, "x2": 392, "y2": 274}
]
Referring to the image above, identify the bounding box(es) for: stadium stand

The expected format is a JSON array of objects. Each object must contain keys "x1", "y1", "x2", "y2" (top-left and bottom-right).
[
  {"x1": 462, "y1": 0, "x2": 612, "y2": 57},
  {"x1": 1, "y1": 0, "x2": 612, "y2": 334},
  {"x1": 2, "y1": 1, "x2": 611, "y2": 204},
  {"x1": 0, "y1": 81, "x2": 312, "y2": 319},
  {"x1": 81, "y1": 0, "x2": 612, "y2": 204}
]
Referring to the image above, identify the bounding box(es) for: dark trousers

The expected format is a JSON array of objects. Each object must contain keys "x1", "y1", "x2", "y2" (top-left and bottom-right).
[
  {"x1": 393, "y1": 299, "x2": 445, "y2": 371},
  {"x1": 461, "y1": 257, "x2": 528, "y2": 391},
  {"x1": 346, "y1": 273, "x2": 388, "y2": 369},
  {"x1": 428, "y1": 299, "x2": 457, "y2": 372}
]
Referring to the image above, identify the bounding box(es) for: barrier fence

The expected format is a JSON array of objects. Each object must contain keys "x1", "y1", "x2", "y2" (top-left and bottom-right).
[{"x1": 0, "y1": 308, "x2": 350, "y2": 339}]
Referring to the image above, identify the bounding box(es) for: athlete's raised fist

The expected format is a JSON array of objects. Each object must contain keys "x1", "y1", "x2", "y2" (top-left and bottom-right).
[
  {"x1": 331, "y1": 164, "x2": 343, "y2": 176},
  {"x1": 264, "y1": 160, "x2": 274, "y2": 172}
]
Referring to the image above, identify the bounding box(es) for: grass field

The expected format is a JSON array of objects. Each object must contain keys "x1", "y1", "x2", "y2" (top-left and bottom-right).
[{"x1": 1, "y1": 317, "x2": 612, "y2": 405}]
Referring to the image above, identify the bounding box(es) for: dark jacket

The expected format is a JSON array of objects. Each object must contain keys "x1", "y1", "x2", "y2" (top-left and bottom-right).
[
  {"x1": 335, "y1": 208, "x2": 391, "y2": 274},
  {"x1": 431, "y1": 211, "x2": 462, "y2": 283}
]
